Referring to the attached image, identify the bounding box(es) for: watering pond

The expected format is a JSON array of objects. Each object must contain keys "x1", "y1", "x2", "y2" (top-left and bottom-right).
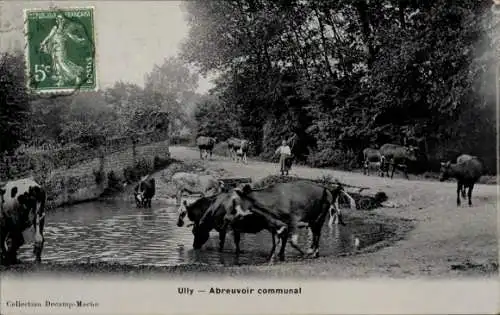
[{"x1": 17, "y1": 197, "x2": 394, "y2": 267}]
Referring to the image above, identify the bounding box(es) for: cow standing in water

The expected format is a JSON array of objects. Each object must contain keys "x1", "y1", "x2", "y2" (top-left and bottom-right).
[
  {"x1": 0, "y1": 178, "x2": 46, "y2": 265},
  {"x1": 193, "y1": 181, "x2": 355, "y2": 262},
  {"x1": 196, "y1": 136, "x2": 217, "y2": 160},
  {"x1": 134, "y1": 177, "x2": 156, "y2": 208}
]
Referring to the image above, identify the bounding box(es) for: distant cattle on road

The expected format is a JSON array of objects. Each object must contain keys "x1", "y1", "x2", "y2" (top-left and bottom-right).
[
  {"x1": 362, "y1": 147, "x2": 385, "y2": 176},
  {"x1": 134, "y1": 176, "x2": 156, "y2": 208},
  {"x1": 196, "y1": 136, "x2": 217, "y2": 160},
  {"x1": 171, "y1": 172, "x2": 225, "y2": 205},
  {"x1": 0, "y1": 178, "x2": 46, "y2": 266},
  {"x1": 440, "y1": 155, "x2": 484, "y2": 206},
  {"x1": 227, "y1": 137, "x2": 252, "y2": 163},
  {"x1": 379, "y1": 143, "x2": 419, "y2": 179}
]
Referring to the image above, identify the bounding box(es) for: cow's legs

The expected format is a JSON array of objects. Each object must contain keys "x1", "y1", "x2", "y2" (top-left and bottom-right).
[
  {"x1": 307, "y1": 225, "x2": 321, "y2": 258},
  {"x1": 390, "y1": 163, "x2": 396, "y2": 179},
  {"x1": 0, "y1": 230, "x2": 8, "y2": 265},
  {"x1": 268, "y1": 232, "x2": 277, "y2": 262},
  {"x1": 289, "y1": 230, "x2": 304, "y2": 256},
  {"x1": 278, "y1": 233, "x2": 288, "y2": 262},
  {"x1": 33, "y1": 215, "x2": 45, "y2": 263},
  {"x1": 218, "y1": 230, "x2": 226, "y2": 252},
  {"x1": 6, "y1": 230, "x2": 24, "y2": 265},
  {"x1": 233, "y1": 231, "x2": 244, "y2": 254},
  {"x1": 243, "y1": 153, "x2": 247, "y2": 164},
  {"x1": 467, "y1": 183, "x2": 474, "y2": 207},
  {"x1": 456, "y1": 182, "x2": 463, "y2": 206},
  {"x1": 461, "y1": 186, "x2": 467, "y2": 198},
  {"x1": 403, "y1": 164, "x2": 410, "y2": 179}
]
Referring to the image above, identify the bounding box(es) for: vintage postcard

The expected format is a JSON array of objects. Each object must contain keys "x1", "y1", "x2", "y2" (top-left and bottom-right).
[{"x1": 0, "y1": 1, "x2": 498, "y2": 314}]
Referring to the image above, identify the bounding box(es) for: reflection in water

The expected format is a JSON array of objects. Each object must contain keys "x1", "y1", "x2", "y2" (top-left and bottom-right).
[{"x1": 17, "y1": 198, "x2": 389, "y2": 267}]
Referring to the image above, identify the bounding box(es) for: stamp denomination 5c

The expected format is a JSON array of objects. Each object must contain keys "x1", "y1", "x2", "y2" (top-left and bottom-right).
[{"x1": 24, "y1": 7, "x2": 96, "y2": 94}]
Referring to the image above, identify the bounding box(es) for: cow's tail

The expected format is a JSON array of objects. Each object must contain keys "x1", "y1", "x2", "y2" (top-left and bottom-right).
[
  {"x1": 320, "y1": 185, "x2": 356, "y2": 226},
  {"x1": 340, "y1": 190, "x2": 357, "y2": 210}
]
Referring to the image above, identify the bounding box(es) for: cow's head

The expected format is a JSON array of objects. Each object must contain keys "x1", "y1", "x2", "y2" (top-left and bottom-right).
[
  {"x1": 439, "y1": 161, "x2": 452, "y2": 182},
  {"x1": 176, "y1": 200, "x2": 189, "y2": 227},
  {"x1": 406, "y1": 146, "x2": 418, "y2": 162},
  {"x1": 134, "y1": 182, "x2": 146, "y2": 208},
  {"x1": 218, "y1": 180, "x2": 226, "y2": 193}
]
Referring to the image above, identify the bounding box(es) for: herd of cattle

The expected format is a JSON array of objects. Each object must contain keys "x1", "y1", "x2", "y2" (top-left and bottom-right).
[
  {"x1": 362, "y1": 144, "x2": 484, "y2": 206},
  {"x1": 196, "y1": 136, "x2": 252, "y2": 163},
  {"x1": 174, "y1": 178, "x2": 356, "y2": 262},
  {"x1": 0, "y1": 140, "x2": 487, "y2": 266}
]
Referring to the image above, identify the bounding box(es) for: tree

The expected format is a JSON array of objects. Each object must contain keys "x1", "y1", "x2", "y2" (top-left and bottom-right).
[
  {"x1": 0, "y1": 51, "x2": 29, "y2": 155},
  {"x1": 180, "y1": 0, "x2": 496, "y2": 171}
]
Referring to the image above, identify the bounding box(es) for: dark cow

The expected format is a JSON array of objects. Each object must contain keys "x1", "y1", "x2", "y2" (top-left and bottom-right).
[
  {"x1": 440, "y1": 156, "x2": 484, "y2": 206},
  {"x1": 0, "y1": 178, "x2": 46, "y2": 265},
  {"x1": 456, "y1": 154, "x2": 475, "y2": 198},
  {"x1": 193, "y1": 181, "x2": 351, "y2": 262},
  {"x1": 379, "y1": 143, "x2": 418, "y2": 179},
  {"x1": 196, "y1": 136, "x2": 217, "y2": 160},
  {"x1": 134, "y1": 176, "x2": 155, "y2": 208},
  {"x1": 192, "y1": 191, "x2": 289, "y2": 260},
  {"x1": 362, "y1": 147, "x2": 385, "y2": 176}
]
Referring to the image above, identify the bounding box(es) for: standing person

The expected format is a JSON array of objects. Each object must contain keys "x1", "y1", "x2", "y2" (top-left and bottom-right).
[{"x1": 274, "y1": 140, "x2": 292, "y2": 176}]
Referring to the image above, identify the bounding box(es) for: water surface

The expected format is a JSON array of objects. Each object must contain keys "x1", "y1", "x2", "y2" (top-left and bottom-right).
[{"x1": 17, "y1": 198, "x2": 390, "y2": 266}]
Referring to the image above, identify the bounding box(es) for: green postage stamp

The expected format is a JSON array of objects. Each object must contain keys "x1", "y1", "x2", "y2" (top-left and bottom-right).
[{"x1": 24, "y1": 7, "x2": 97, "y2": 93}]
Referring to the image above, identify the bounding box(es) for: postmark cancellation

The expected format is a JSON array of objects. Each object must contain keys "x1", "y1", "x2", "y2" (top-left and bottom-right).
[{"x1": 23, "y1": 6, "x2": 97, "y2": 94}]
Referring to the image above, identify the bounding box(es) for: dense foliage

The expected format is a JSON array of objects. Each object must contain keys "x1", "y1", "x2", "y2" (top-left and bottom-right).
[
  {"x1": 0, "y1": 51, "x2": 29, "y2": 154},
  {"x1": 182, "y1": 0, "x2": 497, "y2": 173}
]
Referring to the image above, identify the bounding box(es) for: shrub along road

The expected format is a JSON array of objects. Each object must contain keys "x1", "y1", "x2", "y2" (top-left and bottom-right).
[{"x1": 168, "y1": 146, "x2": 498, "y2": 278}]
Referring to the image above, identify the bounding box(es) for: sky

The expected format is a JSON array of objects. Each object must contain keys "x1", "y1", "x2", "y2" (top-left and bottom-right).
[{"x1": 0, "y1": 0, "x2": 214, "y2": 94}]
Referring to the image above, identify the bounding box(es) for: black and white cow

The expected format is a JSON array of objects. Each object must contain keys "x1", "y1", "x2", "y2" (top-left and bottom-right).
[
  {"x1": 134, "y1": 176, "x2": 156, "y2": 208},
  {"x1": 0, "y1": 178, "x2": 46, "y2": 265}
]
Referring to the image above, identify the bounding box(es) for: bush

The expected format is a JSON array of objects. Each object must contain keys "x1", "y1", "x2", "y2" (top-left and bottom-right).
[
  {"x1": 101, "y1": 170, "x2": 123, "y2": 196},
  {"x1": 93, "y1": 169, "x2": 105, "y2": 184},
  {"x1": 153, "y1": 155, "x2": 173, "y2": 170},
  {"x1": 123, "y1": 158, "x2": 153, "y2": 184},
  {"x1": 306, "y1": 148, "x2": 357, "y2": 170}
]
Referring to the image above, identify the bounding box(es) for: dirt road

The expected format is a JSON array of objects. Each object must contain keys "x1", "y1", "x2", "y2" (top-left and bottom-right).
[{"x1": 169, "y1": 146, "x2": 498, "y2": 278}]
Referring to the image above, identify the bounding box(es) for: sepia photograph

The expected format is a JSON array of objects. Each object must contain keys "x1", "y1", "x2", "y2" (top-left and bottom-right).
[{"x1": 0, "y1": 0, "x2": 498, "y2": 314}]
